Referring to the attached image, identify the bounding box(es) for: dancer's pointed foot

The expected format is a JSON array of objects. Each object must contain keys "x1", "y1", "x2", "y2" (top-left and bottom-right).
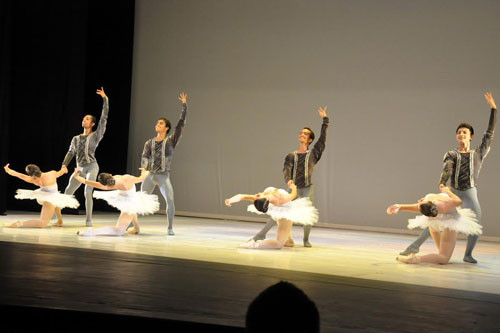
[
  {"x1": 284, "y1": 237, "x2": 295, "y2": 247},
  {"x1": 303, "y1": 240, "x2": 312, "y2": 248},
  {"x1": 168, "y1": 229, "x2": 175, "y2": 236},
  {"x1": 8, "y1": 221, "x2": 22, "y2": 228},
  {"x1": 239, "y1": 239, "x2": 258, "y2": 249},
  {"x1": 399, "y1": 247, "x2": 419, "y2": 256},
  {"x1": 128, "y1": 226, "x2": 140, "y2": 235},
  {"x1": 396, "y1": 253, "x2": 420, "y2": 264},
  {"x1": 463, "y1": 255, "x2": 478, "y2": 264}
]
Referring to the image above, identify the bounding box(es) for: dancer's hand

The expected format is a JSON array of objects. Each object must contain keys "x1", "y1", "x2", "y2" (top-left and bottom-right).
[
  {"x1": 60, "y1": 165, "x2": 68, "y2": 174},
  {"x1": 96, "y1": 87, "x2": 107, "y2": 98},
  {"x1": 4, "y1": 163, "x2": 12, "y2": 175},
  {"x1": 318, "y1": 106, "x2": 328, "y2": 118},
  {"x1": 439, "y1": 184, "x2": 450, "y2": 193},
  {"x1": 224, "y1": 199, "x2": 231, "y2": 207},
  {"x1": 179, "y1": 92, "x2": 187, "y2": 104},
  {"x1": 485, "y1": 92, "x2": 497, "y2": 109},
  {"x1": 287, "y1": 180, "x2": 294, "y2": 187},
  {"x1": 138, "y1": 167, "x2": 149, "y2": 175},
  {"x1": 386, "y1": 204, "x2": 399, "y2": 215}
]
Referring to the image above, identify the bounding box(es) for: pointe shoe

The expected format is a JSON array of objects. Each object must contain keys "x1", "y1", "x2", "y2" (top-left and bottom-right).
[{"x1": 239, "y1": 239, "x2": 257, "y2": 249}]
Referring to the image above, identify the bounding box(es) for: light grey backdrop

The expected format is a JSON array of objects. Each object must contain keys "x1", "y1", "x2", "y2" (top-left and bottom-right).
[{"x1": 128, "y1": 0, "x2": 500, "y2": 237}]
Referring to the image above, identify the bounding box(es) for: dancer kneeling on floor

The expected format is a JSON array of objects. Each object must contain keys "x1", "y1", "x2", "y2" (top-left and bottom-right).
[
  {"x1": 4, "y1": 163, "x2": 78, "y2": 228},
  {"x1": 225, "y1": 181, "x2": 318, "y2": 249},
  {"x1": 387, "y1": 184, "x2": 481, "y2": 264},
  {"x1": 73, "y1": 167, "x2": 159, "y2": 236}
]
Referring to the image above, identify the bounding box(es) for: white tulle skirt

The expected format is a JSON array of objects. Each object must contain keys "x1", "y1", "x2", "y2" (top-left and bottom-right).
[
  {"x1": 93, "y1": 190, "x2": 159, "y2": 215},
  {"x1": 247, "y1": 197, "x2": 318, "y2": 225},
  {"x1": 408, "y1": 207, "x2": 482, "y2": 235},
  {"x1": 15, "y1": 188, "x2": 80, "y2": 209}
]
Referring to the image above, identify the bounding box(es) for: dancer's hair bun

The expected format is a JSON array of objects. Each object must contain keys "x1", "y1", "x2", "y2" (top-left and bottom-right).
[
  {"x1": 98, "y1": 173, "x2": 115, "y2": 186},
  {"x1": 420, "y1": 202, "x2": 438, "y2": 217},
  {"x1": 26, "y1": 164, "x2": 42, "y2": 178},
  {"x1": 254, "y1": 198, "x2": 270, "y2": 213}
]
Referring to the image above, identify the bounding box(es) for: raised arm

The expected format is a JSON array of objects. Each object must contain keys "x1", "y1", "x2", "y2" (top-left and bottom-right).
[
  {"x1": 477, "y1": 92, "x2": 497, "y2": 159},
  {"x1": 93, "y1": 87, "x2": 109, "y2": 142},
  {"x1": 225, "y1": 194, "x2": 257, "y2": 207},
  {"x1": 72, "y1": 168, "x2": 109, "y2": 190},
  {"x1": 62, "y1": 136, "x2": 77, "y2": 167},
  {"x1": 171, "y1": 92, "x2": 187, "y2": 149},
  {"x1": 3, "y1": 164, "x2": 34, "y2": 184},
  {"x1": 311, "y1": 106, "x2": 329, "y2": 162}
]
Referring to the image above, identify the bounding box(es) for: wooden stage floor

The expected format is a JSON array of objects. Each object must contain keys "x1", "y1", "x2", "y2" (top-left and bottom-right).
[{"x1": 1, "y1": 212, "x2": 499, "y2": 332}]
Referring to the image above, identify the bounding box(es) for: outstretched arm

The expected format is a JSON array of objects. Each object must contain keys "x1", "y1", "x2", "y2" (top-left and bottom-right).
[
  {"x1": 225, "y1": 194, "x2": 257, "y2": 207},
  {"x1": 477, "y1": 92, "x2": 497, "y2": 159},
  {"x1": 3, "y1": 164, "x2": 34, "y2": 184},
  {"x1": 311, "y1": 106, "x2": 329, "y2": 162},
  {"x1": 94, "y1": 87, "x2": 109, "y2": 142},
  {"x1": 387, "y1": 203, "x2": 420, "y2": 215},
  {"x1": 172, "y1": 92, "x2": 187, "y2": 149},
  {"x1": 72, "y1": 168, "x2": 109, "y2": 190}
]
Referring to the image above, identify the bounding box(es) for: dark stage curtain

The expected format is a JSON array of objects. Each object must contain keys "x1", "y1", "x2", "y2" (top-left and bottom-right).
[{"x1": 0, "y1": 0, "x2": 135, "y2": 213}]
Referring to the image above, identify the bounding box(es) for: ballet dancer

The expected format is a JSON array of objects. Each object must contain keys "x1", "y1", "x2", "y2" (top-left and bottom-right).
[
  {"x1": 251, "y1": 106, "x2": 329, "y2": 247},
  {"x1": 56, "y1": 87, "x2": 109, "y2": 227},
  {"x1": 140, "y1": 92, "x2": 187, "y2": 236},
  {"x1": 3, "y1": 163, "x2": 78, "y2": 228},
  {"x1": 387, "y1": 185, "x2": 482, "y2": 264},
  {"x1": 225, "y1": 181, "x2": 318, "y2": 249},
  {"x1": 73, "y1": 167, "x2": 159, "y2": 236},
  {"x1": 400, "y1": 92, "x2": 497, "y2": 263}
]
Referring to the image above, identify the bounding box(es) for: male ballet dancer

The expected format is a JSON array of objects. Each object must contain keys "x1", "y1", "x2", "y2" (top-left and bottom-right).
[
  {"x1": 252, "y1": 106, "x2": 329, "y2": 247},
  {"x1": 140, "y1": 92, "x2": 187, "y2": 236},
  {"x1": 55, "y1": 87, "x2": 109, "y2": 227},
  {"x1": 400, "y1": 92, "x2": 497, "y2": 263}
]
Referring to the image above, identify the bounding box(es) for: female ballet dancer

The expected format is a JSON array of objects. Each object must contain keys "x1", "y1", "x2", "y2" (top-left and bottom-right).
[
  {"x1": 387, "y1": 185, "x2": 481, "y2": 264},
  {"x1": 225, "y1": 181, "x2": 318, "y2": 249},
  {"x1": 72, "y1": 167, "x2": 159, "y2": 236},
  {"x1": 3, "y1": 163, "x2": 78, "y2": 228}
]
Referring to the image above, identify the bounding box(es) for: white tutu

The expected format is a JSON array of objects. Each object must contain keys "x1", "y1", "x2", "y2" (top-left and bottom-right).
[
  {"x1": 93, "y1": 188, "x2": 159, "y2": 215},
  {"x1": 248, "y1": 197, "x2": 318, "y2": 225},
  {"x1": 408, "y1": 207, "x2": 482, "y2": 235},
  {"x1": 15, "y1": 185, "x2": 79, "y2": 209}
]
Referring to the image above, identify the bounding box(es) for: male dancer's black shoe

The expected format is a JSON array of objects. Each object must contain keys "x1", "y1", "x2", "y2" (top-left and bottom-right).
[
  {"x1": 399, "y1": 247, "x2": 419, "y2": 256},
  {"x1": 463, "y1": 255, "x2": 478, "y2": 264}
]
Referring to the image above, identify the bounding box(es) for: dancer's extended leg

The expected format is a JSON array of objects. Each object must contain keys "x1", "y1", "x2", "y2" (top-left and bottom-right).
[
  {"x1": 8, "y1": 202, "x2": 55, "y2": 228},
  {"x1": 78, "y1": 212, "x2": 132, "y2": 236}
]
